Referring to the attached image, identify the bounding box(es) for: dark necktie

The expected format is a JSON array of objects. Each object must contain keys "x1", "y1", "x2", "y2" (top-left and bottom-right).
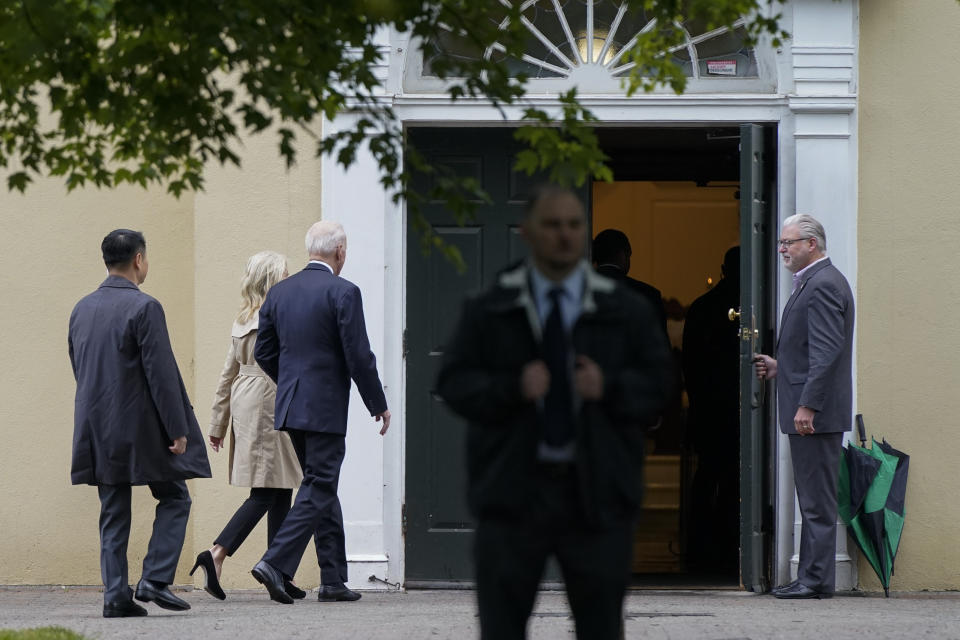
[{"x1": 542, "y1": 287, "x2": 574, "y2": 446}]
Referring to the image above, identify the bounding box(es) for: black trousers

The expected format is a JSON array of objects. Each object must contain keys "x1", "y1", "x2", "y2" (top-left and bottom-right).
[
  {"x1": 214, "y1": 488, "x2": 293, "y2": 555},
  {"x1": 474, "y1": 465, "x2": 633, "y2": 640},
  {"x1": 97, "y1": 481, "x2": 191, "y2": 604},
  {"x1": 789, "y1": 431, "x2": 844, "y2": 592},
  {"x1": 262, "y1": 430, "x2": 348, "y2": 586},
  {"x1": 688, "y1": 436, "x2": 739, "y2": 571}
]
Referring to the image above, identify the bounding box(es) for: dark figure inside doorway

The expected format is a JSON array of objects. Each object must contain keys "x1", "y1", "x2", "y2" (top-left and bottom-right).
[
  {"x1": 592, "y1": 228, "x2": 667, "y2": 331},
  {"x1": 682, "y1": 246, "x2": 741, "y2": 575}
]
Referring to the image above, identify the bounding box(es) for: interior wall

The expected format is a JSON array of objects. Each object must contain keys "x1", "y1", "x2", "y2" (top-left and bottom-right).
[
  {"x1": 592, "y1": 179, "x2": 741, "y2": 578},
  {"x1": 592, "y1": 181, "x2": 740, "y2": 307}
]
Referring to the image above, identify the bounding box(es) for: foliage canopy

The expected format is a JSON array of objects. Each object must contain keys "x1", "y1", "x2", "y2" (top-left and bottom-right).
[{"x1": 0, "y1": 0, "x2": 786, "y2": 256}]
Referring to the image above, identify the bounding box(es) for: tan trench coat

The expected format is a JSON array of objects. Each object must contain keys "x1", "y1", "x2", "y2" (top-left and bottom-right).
[{"x1": 209, "y1": 316, "x2": 302, "y2": 488}]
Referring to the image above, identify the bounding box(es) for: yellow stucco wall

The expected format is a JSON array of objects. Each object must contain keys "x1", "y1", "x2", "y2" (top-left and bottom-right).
[
  {"x1": 858, "y1": 0, "x2": 960, "y2": 590},
  {"x1": 0, "y1": 125, "x2": 320, "y2": 589},
  {"x1": 0, "y1": 183, "x2": 195, "y2": 584}
]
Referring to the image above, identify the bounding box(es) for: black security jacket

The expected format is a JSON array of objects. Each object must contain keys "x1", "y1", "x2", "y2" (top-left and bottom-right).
[{"x1": 437, "y1": 262, "x2": 672, "y2": 528}]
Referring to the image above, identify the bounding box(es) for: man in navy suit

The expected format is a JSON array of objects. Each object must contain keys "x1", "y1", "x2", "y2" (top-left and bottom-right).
[
  {"x1": 754, "y1": 214, "x2": 854, "y2": 599},
  {"x1": 251, "y1": 220, "x2": 390, "y2": 604}
]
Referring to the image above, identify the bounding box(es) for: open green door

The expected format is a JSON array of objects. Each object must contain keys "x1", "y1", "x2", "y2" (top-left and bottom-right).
[{"x1": 737, "y1": 123, "x2": 774, "y2": 592}]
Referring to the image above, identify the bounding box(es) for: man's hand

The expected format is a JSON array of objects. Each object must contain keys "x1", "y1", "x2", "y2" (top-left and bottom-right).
[
  {"x1": 376, "y1": 410, "x2": 391, "y2": 436},
  {"x1": 753, "y1": 354, "x2": 778, "y2": 380},
  {"x1": 794, "y1": 406, "x2": 816, "y2": 435},
  {"x1": 574, "y1": 355, "x2": 604, "y2": 401},
  {"x1": 209, "y1": 435, "x2": 223, "y2": 452},
  {"x1": 520, "y1": 360, "x2": 550, "y2": 401},
  {"x1": 169, "y1": 436, "x2": 187, "y2": 455}
]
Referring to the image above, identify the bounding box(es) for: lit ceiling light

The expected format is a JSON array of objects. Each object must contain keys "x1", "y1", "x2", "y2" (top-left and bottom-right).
[{"x1": 576, "y1": 30, "x2": 618, "y2": 65}]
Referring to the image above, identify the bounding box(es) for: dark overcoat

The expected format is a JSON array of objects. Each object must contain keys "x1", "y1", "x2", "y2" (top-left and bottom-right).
[
  {"x1": 255, "y1": 263, "x2": 387, "y2": 435},
  {"x1": 69, "y1": 276, "x2": 211, "y2": 485},
  {"x1": 681, "y1": 277, "x2": 740, "y2": 452},
  {"x1": 595, "y1": 264, "x2": 667, "y2": 331},
  {"x1": 436, "y1": 262, "x2": 673, "y2": 528},
  {"x1": 774, "y1": 258, "x2": 855, "y2": 434}
]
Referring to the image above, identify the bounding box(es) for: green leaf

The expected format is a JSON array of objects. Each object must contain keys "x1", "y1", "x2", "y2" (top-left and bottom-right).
[
  {"x1": 0, "y1": 0, "x2": 786, "y2": 265},
  {"x1": 7, "y1": 172, "x2": 31, "y2": 192}
]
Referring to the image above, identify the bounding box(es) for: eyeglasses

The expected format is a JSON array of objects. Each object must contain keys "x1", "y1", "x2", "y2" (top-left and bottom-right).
[{"x1": 777, "y1": 237, "x2": 811, "y2": 248}]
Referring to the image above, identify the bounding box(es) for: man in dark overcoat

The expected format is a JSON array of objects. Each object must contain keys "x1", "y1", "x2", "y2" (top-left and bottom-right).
[
  {"x1": 251, "y1": 220, "x2": 390, "y2": 604},
  {"x1": 437, "y1": 186, "x2": 672, "y2": 640},
  {"x1": 69, "y1": 229, "x2": 211, "y2": 618},
  {"x1": 754, "y1": 214, "x2": 854, "y2": 599}
]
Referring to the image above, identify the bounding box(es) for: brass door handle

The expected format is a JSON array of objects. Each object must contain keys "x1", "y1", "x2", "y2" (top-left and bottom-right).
[{"x1": 728, "y1": 308, "x2": 740, "y2": 322}]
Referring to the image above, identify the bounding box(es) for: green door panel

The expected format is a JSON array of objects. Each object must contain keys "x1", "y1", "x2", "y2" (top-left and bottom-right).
[
  {"x1": 405, "y1": 127, "x2": 586, "y2": 584},
  {"x1": 737, "y1": 123, "x2": 775, "y2": 592},
  {"x1": 405, "y1": 128, "x2": 528, "y2": 584}
]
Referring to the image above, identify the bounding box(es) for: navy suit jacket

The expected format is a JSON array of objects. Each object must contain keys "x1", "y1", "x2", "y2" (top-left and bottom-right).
[
  {"x1": 255, "y1": 263, "x2": 387, "y2": 435},
  {"x1": 775, "y1": 258, "x2": 854, "y2": 435}
]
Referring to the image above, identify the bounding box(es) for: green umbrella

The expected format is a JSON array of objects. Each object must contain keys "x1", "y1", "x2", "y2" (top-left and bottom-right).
[{"x1": 837, "y1": 415, "x2": 910, "y2": 597}]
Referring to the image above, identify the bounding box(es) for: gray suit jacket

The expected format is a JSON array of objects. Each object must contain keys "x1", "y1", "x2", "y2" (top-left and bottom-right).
[{"x1": 775, "y1": 258, "x2": 854, "y2": 435}]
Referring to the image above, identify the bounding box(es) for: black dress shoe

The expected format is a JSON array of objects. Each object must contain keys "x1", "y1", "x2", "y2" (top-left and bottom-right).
[
  {"x1": 318, "y1": 584, "x2": 361, "y2": 602},
  {"x1": 251, "y1": 560, "x2": 294, "y2": 604},
  {"x1": 190, "y1": 550, "x2": 226, "y2": 600},
  {"x1": 284, "y1": 580, "x2": 307, "y2": 600},
  {"x1": 103, "y1": 599, "x2": 148, "y2": 618},
  {"x1": 773, "y1": 582, "x2": 833, "y2": 599},
  {"x1": 135, "y1": 579, "x2": 191, "y2": 611},
  {"x1": 771, "y1": 579, "x2": 800, "y2": 595}
]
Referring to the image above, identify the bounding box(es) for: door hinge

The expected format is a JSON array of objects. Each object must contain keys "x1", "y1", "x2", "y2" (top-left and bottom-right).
[
  {"x1": 401, "y1": 503, "x2": 407, "y2": 537},
  {"x1": 402, "y1": 329, "x2": 408, "y2": 359}
]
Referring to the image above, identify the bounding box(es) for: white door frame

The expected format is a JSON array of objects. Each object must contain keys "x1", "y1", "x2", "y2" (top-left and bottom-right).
[{"x1": 323, "y1": 0, "x2": 859, "y2": 590}]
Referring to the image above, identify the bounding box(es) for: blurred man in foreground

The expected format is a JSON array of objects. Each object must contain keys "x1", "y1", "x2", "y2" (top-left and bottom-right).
[{"x1": 437, "y1": 186, "x2": 671, "y2": 639}]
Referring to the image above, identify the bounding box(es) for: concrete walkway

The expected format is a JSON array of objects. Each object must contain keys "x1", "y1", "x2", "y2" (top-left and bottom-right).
[{"x1": 2, "y1": 587, "x2": 959, "y2": 639}]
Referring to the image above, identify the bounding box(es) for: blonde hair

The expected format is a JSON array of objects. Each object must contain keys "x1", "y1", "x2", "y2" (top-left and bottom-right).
[{"x1": 236, "y1": 251, "x2": 288, "y2": 323}]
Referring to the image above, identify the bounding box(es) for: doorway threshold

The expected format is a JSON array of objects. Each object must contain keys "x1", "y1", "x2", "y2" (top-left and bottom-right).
[{"x1": 630, "y1": 573, "x2": 740, "y2": 590}]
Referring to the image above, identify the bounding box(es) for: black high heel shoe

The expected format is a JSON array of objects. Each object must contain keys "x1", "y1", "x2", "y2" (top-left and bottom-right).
[{"x1": 190, "y1": 550, "x2": 226, "y2": 600}]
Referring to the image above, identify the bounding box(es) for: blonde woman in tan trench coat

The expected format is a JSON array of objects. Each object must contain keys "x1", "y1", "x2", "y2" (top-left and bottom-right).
[{"x1": 189, "y1": 251, "x2": 307, "y2": 601}]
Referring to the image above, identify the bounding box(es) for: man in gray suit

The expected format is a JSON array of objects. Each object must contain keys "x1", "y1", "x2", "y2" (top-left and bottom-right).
[
  {"x1": 753, "y1": 214, "x2": 854, "y2": 600},
  {"x1": 70, "y1": 229, "x2": 211, "y2": 617}
]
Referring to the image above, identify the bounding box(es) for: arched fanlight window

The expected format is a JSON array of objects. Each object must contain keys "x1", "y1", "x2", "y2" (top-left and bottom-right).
[{"x1": 411, "y1": 0, "x2": 768, "y2": 93}]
